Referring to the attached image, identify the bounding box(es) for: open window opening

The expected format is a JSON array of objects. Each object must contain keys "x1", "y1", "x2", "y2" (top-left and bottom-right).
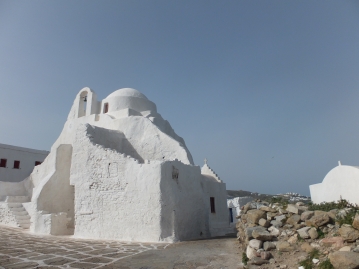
[
  {"x1": 210, "y1": 197, "x2": 215, "y2": 213},
  {"x1": 13, "y1": 160, "x2": 20, "y2": 169},
  {"x1": 78, "y1": 91, "x2": 88, "y2": 117},
  {"x1": 103, "y1": 103, "x2": 109, "y2": 113},
  {"x1": 0, "y1": 159, "x2": 7, "y2": 168}
]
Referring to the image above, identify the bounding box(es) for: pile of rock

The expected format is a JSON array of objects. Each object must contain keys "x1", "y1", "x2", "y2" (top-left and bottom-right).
[{"x1": 236, "y1": 200, "x2": 359, "y2": 268}]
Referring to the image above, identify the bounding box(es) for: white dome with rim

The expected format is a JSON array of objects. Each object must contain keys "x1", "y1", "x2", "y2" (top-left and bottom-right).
[{"x1": 105, "y1": 88, "x2": 148, "y2": 100}]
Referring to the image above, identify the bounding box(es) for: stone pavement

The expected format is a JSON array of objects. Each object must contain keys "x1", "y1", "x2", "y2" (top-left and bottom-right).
[{"x1": 0, "y1": 225, "x2": 241, "y2": 269}]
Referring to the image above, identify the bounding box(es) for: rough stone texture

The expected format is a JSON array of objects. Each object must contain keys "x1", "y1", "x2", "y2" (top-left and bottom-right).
[
  {"x1": 329, "y1": 251, "x2": 359, "y2": 269},
  {"x1": 286, "y1": 214, "x2": 301, "y2": 225},
  {"x1": 339, "y1": 225, "x2": 359, "y2": 243},
  {"x1": 308, "y1": 227, "x2": 318, "y2": 239},
  {"x1": 249, "y1": 257, "x2": 269, "y2": 265},
  {"x1": 245, "y1": 226, "x2": 267, "y2": 241},
  {"x1": 246, "y1": 209, "x2": 266, "y2": 224},
  {"x1": 275, "y1": 215, "x2": 286, "y2": 222},
  {"x1": 276, "y1": 241, "x2": 294, "y2": 252},
  {"x1": 321, "y1": 237, "x2": 344, "y2": 248},
  {"x1": 249, "y1": 239, "x2": 263, "y2": 250},
  {"x1": 259, "y1": 206, "x2": 277, "y2": 213},
  {"x1": 260, "y1": 251, "x2": 271, "y2": 260},
  {"x1": 300, "y1": 242, "x2": 313, "y2": 253},
  {"x1": 305, "y1": 213, "x2": 330, "y2": 228},
  {"x1": 339, "y1": 246, "x2": 351, "y2": 251},
  {"x1": 252, "y1": 229, "x2": 275, "y2": 241},
  {"x1": 270, "y1": 220, "x2": 283, "y2": 228},
  {"x1": 259, "y1": 218, "x2": 270, "y2": 227},
  {"x1": 288, "y1": 234, "x2": 298, "y2": 244},
  {"x1": 268, "y1": 226, "x2": 280, "y2": 236},
  {"x1": 297, "y1": 227, "x2": 311, "y2": 239},
  {"x1": 286, "y1": 204, "x2": 304, "y2": 215},
  {"x1": 301, "y1": 211, "x2": 314, "y2": 221},
  {"x1": 246, "y1": 245, "x2": 258, "y2": 260},
  {"x1": 263, "y1": 241, "x2": 276, "y2": 251}
]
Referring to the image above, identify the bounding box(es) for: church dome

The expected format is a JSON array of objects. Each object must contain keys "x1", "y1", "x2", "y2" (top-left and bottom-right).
[
  {"x1": 106, "y1": 88, "x2": 148, "y2": 100},
  {"x1": 102, "y1": 88, "x2": 156, "y2": 114}
]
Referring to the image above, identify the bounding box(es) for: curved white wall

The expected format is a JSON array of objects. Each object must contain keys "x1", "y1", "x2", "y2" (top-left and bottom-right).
[{"x1": 310, "y1": 165, "x2": 359, "y2": 204}]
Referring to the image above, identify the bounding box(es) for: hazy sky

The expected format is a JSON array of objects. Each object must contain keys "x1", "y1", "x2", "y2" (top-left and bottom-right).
[{"x1": 1, "y1": 1, "x2": 359, "y2": 196}]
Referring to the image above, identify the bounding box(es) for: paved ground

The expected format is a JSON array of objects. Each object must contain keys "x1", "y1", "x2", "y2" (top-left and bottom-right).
[{"x1": 0, "y1": 225, "x2": 241, "y2": 269}]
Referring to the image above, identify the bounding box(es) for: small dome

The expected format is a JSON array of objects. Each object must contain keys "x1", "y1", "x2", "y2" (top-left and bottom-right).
[{"x1": 105, "y1": 88, "x2": 148, "y2": 100}]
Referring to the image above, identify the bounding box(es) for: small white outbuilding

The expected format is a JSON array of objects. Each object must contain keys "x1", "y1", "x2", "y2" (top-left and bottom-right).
[
  {"x1": 310, "y1": 161, "x2": 359, "y2": 205},
  {"x1": 0, "y1": 87, "x2": 230, "y2": 242}
]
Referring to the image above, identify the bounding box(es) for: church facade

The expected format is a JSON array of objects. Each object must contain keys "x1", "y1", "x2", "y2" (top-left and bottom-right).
[{"x1": 0, "y1": 87, "x2": 230, "y2": 242}]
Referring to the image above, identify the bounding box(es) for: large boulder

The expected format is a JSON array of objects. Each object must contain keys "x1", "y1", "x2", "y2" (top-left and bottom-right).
[
  {"x1": 245, "y1": 226, "x2": 267, "y2": 241},
  {"x1": 252, "y1": 230, "x2": 276, "y2": 241},
  {"x1": 286, "y1": 214, "x2": 301, "y2": 225},
  {"x1": 305, "y1": 213, "x2": 330, "y2": 228},
  {"x1": 301, "y1": 211, "x2": 314, "y2": 221},
  {"x1": 246, "y1": 245, "x2": 258, "y2": 260},
  {"x1": 329, "y1": 251, "x2": 359, "y2": 269},
  {"x1": 246, "y1": 209, "x2": 266, "y2": 224},
  {"x1": 249, "y1": 239, "x2": 263, "y2": 250},
  {"x1": 297, "y1": 227, "x2": 311, "y2": 239},
  {"x1": 339, "y1": 225, "x2": 359, "y2": 243},
  {"x1": 287, "y1": 204, "x2": 304, "y2": 215}
]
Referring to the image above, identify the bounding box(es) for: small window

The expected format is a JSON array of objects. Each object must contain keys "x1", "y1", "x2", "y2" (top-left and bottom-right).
[
  {"x1": 35, "y1": 161, "x2": 42, "y2": 166},
  {"x1": 210, "y1": 197, "x2": 215, "y2": 213},
  {"x1": 0, "y1": 159, "x2": 7, "y2": 168},
  {"x1": 104, "y1": 103, "x2": 109, "y2": 113},
  {"x1": 13, "y1": 160, "x2": 20, "y2": 169},
  {"x1": 229, "y1": 208, "x2": 233, "y2": 223}
]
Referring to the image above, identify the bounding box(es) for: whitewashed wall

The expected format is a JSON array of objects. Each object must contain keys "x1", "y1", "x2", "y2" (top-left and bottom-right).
[{"x1": 0, "y1": 143, "x2": 48, "y2": 182}]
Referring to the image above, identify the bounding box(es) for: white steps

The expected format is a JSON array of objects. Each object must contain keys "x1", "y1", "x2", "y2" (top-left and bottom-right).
[{"x1": 4, "y1": 196, "x2": 31, "y2": 229}]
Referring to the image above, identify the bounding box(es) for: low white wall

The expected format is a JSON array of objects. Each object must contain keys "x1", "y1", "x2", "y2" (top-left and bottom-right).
[{"x1": 0, "y1": 181, "x2": 26, "y2": 201}]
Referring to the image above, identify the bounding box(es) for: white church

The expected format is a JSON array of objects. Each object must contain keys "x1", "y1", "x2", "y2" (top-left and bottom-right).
[{"x1": 0, "y1": 88, "x2": 230, "y2": 242}]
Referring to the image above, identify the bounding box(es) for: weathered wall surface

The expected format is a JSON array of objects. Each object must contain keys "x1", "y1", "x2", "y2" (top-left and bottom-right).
[
  {"x1": 160, "y1": 161, "x2": 209, "y2": 241},
  {"x1": 310, "y1": 165, "x2": 359, "y2": 204},
  {"x1": 70, "y1": 124, "x2": 164, "y2": 242}
]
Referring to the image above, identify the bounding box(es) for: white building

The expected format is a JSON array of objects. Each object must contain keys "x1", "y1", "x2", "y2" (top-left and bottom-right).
[
  {"x1": 227, "y1": 196, "x2": 254, "y2": 228},
  {"x1": 0, "y1": 143, "x2": 48, "y2": 183},
  {"x1": 0, "y1": 87, "x2": 230, "y2": 242},
  {"x1": 310, "y1": 161, "x2": 359, "y2": 205}
]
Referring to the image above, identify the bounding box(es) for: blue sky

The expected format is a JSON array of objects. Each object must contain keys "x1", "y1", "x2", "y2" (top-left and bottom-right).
[{"x1": 1, "y1": 1, "x2": 359, "y2": 195}]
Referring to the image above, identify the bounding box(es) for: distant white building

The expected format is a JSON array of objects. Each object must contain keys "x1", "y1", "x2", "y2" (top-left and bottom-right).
[
  {"x1": 0, "y1": 87, "x2": 230, "y2": 242},
  {"x1": 0, "y1": 143, "x2": 48, "y2": 183},
  {"x1": 310, "y1": 161, "x2": 359, "y2": 205}
]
